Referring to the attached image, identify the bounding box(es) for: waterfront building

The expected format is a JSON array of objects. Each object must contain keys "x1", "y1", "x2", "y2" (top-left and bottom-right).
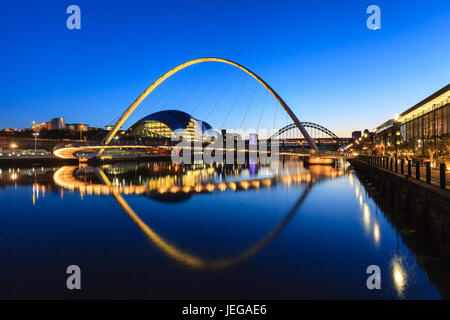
[
  {"x1": 31, "y1": 117, "x2": 65, "y2": 131},
  {"x1": 128, "y1": 110, "x2": 215, "y2": 142},
  {"x1": 374, "y1": 84, "x2": 450, "y2": 157}
]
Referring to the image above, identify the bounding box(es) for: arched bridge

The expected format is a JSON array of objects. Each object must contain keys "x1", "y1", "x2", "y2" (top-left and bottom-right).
[
  {"x1": 271, "y1": 122, "x2": 343, "y2": 146},
  {"x1": 54, "y1": 57, "x2": 319, "y2": 159}
]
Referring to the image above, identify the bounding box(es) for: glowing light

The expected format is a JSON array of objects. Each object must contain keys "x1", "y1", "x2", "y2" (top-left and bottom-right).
[
  {"x1": 228, "y1": 182, "x2": 237, "y2": 191},
  {"x1": 240, "y1": 181, "x2": 249, "y2": 190},
  {"x1": 373, "y1": 222, "x2": 380, "y2": 244},
  {"x1": 391, "y1": 256, "x2": 407, "y2": 298},
  {"x1": 363, "y1": 203, "x2": 370, "y2": 233},
  {"x1": 10, "y1": 143, "x2": 17, "y2": 149}
]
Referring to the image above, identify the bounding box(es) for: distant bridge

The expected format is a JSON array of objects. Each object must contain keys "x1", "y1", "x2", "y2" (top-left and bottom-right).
[{"x1": 271, "y1": 122, "x2": 344, "y2": 147}]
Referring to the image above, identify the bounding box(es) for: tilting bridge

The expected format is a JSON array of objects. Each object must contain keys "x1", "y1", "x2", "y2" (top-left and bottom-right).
[{"x1": 53, "y1": 57, "x2": 326, "y2": 160}]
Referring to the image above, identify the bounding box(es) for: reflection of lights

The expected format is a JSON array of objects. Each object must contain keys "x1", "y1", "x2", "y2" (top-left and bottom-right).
[
  {"x1": 205, "y1": 184, "x2": 215, "y2": 192},
  {"x1": 391, "y1": 256, "x2": 407, "y2": 298},
  {"x1": 158, "y1": 187, "x2": 167, "y2": 194},
  {"x1": 355, "y1": 185, "x2": 359, "y2": 197},
  {"x1": 53, "y1": 161, "x2": 344, "y2": 198},
  {"x1": 359, "y1": 194, "x2": 363, "y2": 206},
  {"x1": 363, "y1": 203, "x2": 370, "y2": 233},
  {"x1": 10, "y1": 173, "x2": 17, "y2": 180},
  {"x1": 395, "y1": 269, "x2": 404, "y2": 286},
  {"x1": 373, "y1": 222, "x2": 380, "y2": 244},
  {"x1": 217, "y1": 183, "x2": 227, "y2": 191},
  {"x1": 240, "y1": 181, "x2": 249, "y2": 190}
]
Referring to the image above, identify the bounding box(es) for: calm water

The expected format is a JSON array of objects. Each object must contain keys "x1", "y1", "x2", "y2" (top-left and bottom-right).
[{"x1": 0, "y1": 157, "x2": 448, "y2": 299}]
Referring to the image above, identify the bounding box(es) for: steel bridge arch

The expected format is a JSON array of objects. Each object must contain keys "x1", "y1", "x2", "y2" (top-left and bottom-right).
[
  {"x1": 271, "y1": 122, "x2": 342, "y2": 144},
  {"x1": 102, "y1": 57, "x2": 318, "y2": 152}
]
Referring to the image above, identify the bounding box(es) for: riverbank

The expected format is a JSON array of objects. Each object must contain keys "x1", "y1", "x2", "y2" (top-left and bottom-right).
[
  {"x1": 353, "y1": 168, "x2": 450, "y2": 298},
  {"x1": 349, "y1": 156, "x2": 450, "y2": 264}
]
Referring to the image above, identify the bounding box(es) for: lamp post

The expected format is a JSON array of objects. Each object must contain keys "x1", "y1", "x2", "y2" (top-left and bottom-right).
[
  {"x1": 79, "y1": 125, "x2": 83, "y2": 141},
  {"x1": 33, "y1": 132, "x2": 39, "y2": 153},
  {"x1": 32, "y1": 121, "x2": 38, "y2": 153}
]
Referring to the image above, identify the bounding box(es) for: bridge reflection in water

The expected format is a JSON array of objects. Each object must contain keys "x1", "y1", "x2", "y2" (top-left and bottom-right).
[
  {"x1": 1, "y1": 156, "x2": 448, "y2": 299},
  {"x1": 53, "y1": 158, "x2": 345, "y2": 268}
]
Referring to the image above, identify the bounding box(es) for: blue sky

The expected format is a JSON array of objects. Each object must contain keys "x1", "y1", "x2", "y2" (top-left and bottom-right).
[{"x1": 0, "y1": 0, "x2": 449, "y2": 136}]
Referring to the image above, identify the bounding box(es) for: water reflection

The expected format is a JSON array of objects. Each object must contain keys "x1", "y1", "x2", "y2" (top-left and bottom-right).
[
  {"x1": 391, "y1": 255, "x2": 408, "y2": 298},
  {"x1": 50, "y1": 157, "x2": 345, "y2": 269},
  {"x1": 350, "y1": 172, "x2": 416, "y2": 299},
  {"x1": 0, "y1": 157, "x2": 447, "y2": 299}
]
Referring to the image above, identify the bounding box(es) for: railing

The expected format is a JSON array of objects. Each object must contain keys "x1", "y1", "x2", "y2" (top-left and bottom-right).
[{"x1": 356, "y1": 155, "x2": 449, "y2": 190}]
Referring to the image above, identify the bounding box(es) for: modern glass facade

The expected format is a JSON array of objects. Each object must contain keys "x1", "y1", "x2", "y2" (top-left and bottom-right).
[
  {"x1": 131, "y1": 118, "x2": 199, "y2": 139},
  {"x1": 399, "y1": 96, "x2": 450, "y2": 154},
  {"x1": 374, "y1": 84, "x2": 450, "y2": 156},
  {"x1": 128, "y1": 110, "x2": 214, "y2": 142}
]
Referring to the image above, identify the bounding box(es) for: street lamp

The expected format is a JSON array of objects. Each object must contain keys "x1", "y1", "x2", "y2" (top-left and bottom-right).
[{"x1": 33, "y1": 132, "x2": 39, "y2": 153}]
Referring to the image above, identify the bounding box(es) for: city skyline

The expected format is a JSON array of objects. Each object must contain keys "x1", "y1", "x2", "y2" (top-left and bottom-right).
[{"x1": 1, "y1": 0, "x2": 449, "y2": 137}]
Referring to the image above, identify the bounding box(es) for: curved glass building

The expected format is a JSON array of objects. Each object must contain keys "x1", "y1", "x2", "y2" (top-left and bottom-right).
[{"x1": 128, "y1": 110, "x2": 214, "y2": 141}]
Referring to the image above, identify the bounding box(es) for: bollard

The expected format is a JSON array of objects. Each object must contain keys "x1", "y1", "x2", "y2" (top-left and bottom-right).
[
  {"x1": 416, "y1": 161, "x2": 420, "y2": 180},
  {"x1": 425, "y1": 162, "x2": 431, "y2": 184},
  {"x1": 440, "y1": 163, "x2": 446, "y2": 189},
  {"x1": 395, "y1": 158, "x2": 398, "y2": 172},
  {"x1": 400, "y1": 159, "x2": 404, "y2": 175},
  {"x1": 390, "y1": 158, "x2": 393, "y2": 170},
  {"x1": 407, "y1": 160, "x2": 412, "y2": 177}
]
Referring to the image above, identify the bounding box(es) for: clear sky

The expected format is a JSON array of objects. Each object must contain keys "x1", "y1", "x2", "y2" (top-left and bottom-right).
[{"x1": 0, "y1": 0, "x2": 449, "y2": 137}]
